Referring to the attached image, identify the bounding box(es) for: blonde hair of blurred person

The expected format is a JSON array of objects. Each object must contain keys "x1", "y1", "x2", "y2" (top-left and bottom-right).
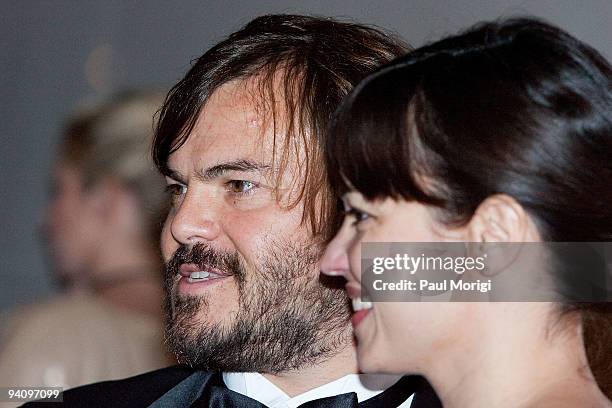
[
  {"x1": 0, "y1": 91, "x2": 173, "y2": 394},
  {"x1": 45, "y1": 90, "x2": 167, "y2": 310}
]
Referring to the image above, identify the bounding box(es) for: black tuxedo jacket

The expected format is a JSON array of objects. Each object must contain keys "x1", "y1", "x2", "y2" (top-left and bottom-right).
[{"x1": 21, "y1": 365, "x2": 441, "y2": 407}]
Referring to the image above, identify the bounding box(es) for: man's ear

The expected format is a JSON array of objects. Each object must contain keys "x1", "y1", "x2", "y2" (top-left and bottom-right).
[{"x1": 467, "y1": 194, "x2": 536, "y2": 243}]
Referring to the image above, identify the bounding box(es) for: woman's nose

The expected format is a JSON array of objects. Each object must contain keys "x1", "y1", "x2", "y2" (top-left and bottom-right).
[{"x1": 320, "y1": 229, "x2": 351, "y2": 277}]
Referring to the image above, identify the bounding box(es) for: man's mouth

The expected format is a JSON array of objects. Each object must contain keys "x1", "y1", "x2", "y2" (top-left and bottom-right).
[
  {"x1": 179, "y1": 263, "x2": 232, "y2": 284},
  {"x1": 186, "y1": 270, "x2": 231, "y2": 283}
]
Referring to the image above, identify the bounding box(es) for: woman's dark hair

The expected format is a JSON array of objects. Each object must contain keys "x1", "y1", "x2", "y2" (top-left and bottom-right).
[{"x1": 327, "y1": 17, "x2": 612, "y2": 397}]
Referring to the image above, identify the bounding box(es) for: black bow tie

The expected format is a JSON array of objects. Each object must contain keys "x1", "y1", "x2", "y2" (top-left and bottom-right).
[{"x1": 192, "y1": 372, "x2": 441, "y2": 408}]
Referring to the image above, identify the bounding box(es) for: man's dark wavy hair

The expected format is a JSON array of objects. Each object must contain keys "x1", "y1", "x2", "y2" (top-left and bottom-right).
[{"x1": 153, "y1": 14, "x2": 408, "y2": 241}]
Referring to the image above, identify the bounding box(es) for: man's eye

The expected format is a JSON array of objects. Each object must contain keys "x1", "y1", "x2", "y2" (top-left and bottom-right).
[
  {"x1": 165, "y1": 184, "x2": 186, "y2": 196},
  {"x1": 227, "y1": 180, "x2": 258, "y2": 195}
]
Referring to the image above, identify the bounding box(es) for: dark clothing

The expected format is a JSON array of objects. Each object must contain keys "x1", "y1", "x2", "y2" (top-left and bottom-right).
[{"x1": 22, "y1": 366, "x2": 441, "y2": 407}]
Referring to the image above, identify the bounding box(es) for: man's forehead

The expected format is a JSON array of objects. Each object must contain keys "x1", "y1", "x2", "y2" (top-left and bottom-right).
[
  {"x1": 167, "y1": 79, "x2": 277, "y2": 170},
  {"x1": 202, "y1": 77, "x2": 287, "y2": 129}
]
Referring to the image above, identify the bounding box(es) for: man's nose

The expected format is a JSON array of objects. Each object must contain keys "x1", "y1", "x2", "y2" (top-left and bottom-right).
[{"x1": 170, "y1": 189, "x2": 221, "y2": 245}]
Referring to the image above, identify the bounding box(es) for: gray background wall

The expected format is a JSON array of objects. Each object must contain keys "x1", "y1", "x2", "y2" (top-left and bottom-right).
[{"x1": 1, "y1": 0, "x2": 611, "y2": 312}]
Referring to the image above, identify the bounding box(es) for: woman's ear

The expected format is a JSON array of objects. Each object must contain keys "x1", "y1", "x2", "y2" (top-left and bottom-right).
[{"x1": 467, "y1": 194, "x2": 537, "y2": 243}]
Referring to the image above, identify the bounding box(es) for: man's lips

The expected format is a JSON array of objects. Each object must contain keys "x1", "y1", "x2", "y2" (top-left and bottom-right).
[
  {"x1": 178, "y1": 263, "x2": 232, "y2": 278},
  {"x1": 176, "y1": 262, "x2": 233, "y2": 293}
]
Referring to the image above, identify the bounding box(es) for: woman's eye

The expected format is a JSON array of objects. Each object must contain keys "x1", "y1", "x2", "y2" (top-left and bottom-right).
[
  {"x1": 345, "y1": 207, "x2": 371, "y2": 226},
  {"x1": 227, "y1": 180, "x2": 258, "y2": 195}
]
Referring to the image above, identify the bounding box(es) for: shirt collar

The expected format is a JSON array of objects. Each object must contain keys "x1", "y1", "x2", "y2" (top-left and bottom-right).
[{"x1": 223, "y1": 372, "x2": 413, "y2": 408}]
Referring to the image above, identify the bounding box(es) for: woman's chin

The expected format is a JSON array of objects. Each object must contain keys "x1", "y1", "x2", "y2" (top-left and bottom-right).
[
  {"x1": 356, "y1": 337, "x2": 409, "y2": 374},
  {"x1": 358, "y1": 354, "x2": 408, "y2": 375}
]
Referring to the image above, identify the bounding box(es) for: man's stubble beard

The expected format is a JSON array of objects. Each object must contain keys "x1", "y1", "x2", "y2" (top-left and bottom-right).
[{"x1": 163, "y1": 240, "x2": 353, "y2": 374}]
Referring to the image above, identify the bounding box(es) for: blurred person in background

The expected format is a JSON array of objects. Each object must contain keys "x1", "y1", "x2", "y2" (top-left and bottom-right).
[{"x1": 0, "y1": 90, "x2": 174, "y2": 393}]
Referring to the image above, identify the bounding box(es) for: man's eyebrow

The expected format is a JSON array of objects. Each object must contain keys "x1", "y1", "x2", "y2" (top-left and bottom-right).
[
  {"x1": 165, "y1": 169, "x2": 187, "y2": 184},
  {"x1": 195, "y1": 160, "x2": 271, "y2": 182}
]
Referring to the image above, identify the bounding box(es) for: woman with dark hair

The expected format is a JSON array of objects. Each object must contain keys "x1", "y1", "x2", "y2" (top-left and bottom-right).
[{"x1": 321, "y1": 18, "x2": 612, "y2": 407}]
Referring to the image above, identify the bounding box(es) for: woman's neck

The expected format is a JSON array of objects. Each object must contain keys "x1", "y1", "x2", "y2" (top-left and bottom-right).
[{"x1": 427, "y1": 303, "x2": 610, "y2": 407}]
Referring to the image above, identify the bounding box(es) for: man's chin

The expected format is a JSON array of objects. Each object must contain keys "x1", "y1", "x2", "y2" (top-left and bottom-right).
[
  {"x1": 164, "y1": 320, "x2": 247, "y2": 371},
  {"x1": 164, "y1": 306, "x2": 353, "y2": 373}
]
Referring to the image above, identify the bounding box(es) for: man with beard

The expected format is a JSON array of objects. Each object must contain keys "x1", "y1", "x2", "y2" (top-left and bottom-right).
[{"x1": 25, "y1": 14, "x2": 441, "y2": 407}]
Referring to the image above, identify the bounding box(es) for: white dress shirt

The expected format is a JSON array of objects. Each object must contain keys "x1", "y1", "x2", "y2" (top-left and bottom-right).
[{"x1": 223, "y1": 372, "x2": 414, "y2": 408}]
